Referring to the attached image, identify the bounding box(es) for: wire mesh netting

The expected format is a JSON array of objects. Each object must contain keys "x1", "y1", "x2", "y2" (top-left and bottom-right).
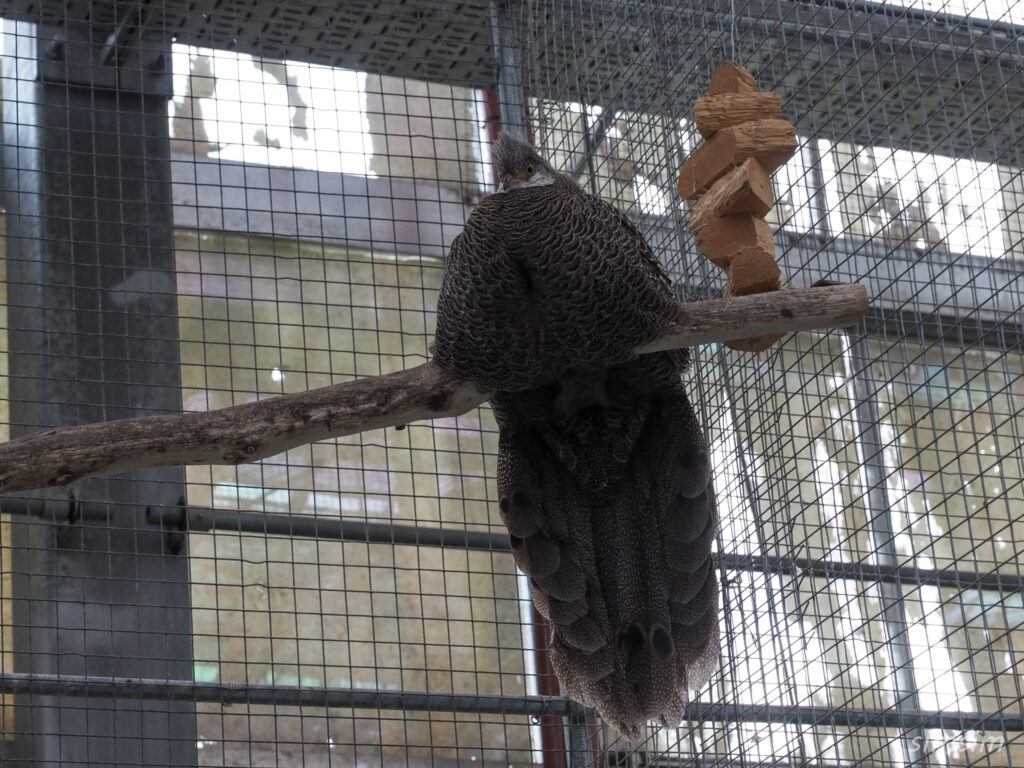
[{"x1": 0, "y1": 0, "x2": 1021, "y2": 765}]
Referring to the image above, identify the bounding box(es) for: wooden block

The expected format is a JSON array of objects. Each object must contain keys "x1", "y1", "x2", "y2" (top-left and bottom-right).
[
  {"x1": 725, "y1": 332, "x2": 784, "y2": 353},
  {"x1": 678, "y1": 119, "x2": 798, "y2": 199},
  {"x1": 724, "y1": 246, "x2": 785, "y2": 352},
  {"x1": 725, "y1": 246, "x2": 784, "y2": 297},
  {"x1": 708, "y1": 62, "x2": 757, "y2": 95},
  {"x1": 694, "y1": 214, "x2": 774, "y2": 270},
  {"x1": 694, "y1": 91, "x2": 783, "y2": 138},
  {"x1": 689, "y1": 158, "x2": 774, "y2": 235}
]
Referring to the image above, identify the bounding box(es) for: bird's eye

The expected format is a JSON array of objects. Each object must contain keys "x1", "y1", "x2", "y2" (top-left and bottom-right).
[{"x1": 526, "y1": 164, "x2": 535, "y2": 175}]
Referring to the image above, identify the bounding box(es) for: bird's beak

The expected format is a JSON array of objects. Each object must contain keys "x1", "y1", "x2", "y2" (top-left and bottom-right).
[{"x1": 498, "y1": 174, "x2": 511, "y2": 193}]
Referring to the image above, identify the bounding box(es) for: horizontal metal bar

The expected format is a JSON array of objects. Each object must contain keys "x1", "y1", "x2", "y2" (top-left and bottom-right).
[
  {"x1": 863, "y1": 306, "x2": 1024, "y2": 351},
  {"x1": 704, "y1": 703, "x2": 1024, "y2": 731},
  {"x1": 0, "y1": 496, "x2": 108, "y2": 523},
  {"x1": 0, "y1": 673, "x2": 1019, "y2": 731},
  {"x1": 179, "y1": 506, "x2": 1024, "y2": 592},
  {"x1": 150, "y1": 504, "x2": 513, "y2": 551},
  {"x1": 0, "y1": 672, "x2": 579, "y2": 717},
  {"x1": 608, "y1": 757, "x2": 910, "y2": 768},
  {"x1": 4, "y1": 498, "x2": 1020, "y2": 592},
  {"x1": 718, "y1": 553, "x2": 1024, "y2": 593},
  {"x1": 605, "y1": 760, "x2": 896, "y2": 768}
]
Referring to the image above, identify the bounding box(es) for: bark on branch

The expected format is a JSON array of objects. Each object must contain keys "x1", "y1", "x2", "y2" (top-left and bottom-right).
[{"x1": 0, "y1": 284, "x2": 868, "y2": 493}]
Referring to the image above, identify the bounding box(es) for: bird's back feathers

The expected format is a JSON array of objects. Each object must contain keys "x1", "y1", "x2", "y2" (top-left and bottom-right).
[{"x1": 432, "y1": 176, "x2": 681, "y2": 392}]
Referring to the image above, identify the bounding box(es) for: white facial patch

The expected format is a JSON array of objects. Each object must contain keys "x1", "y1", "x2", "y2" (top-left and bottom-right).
[
  {"x1": 521, "y1": 170, "x2": 557, "y2": 188},
  {"x1": 493, "y1": 169, "x2": 557, "y2": 194}
]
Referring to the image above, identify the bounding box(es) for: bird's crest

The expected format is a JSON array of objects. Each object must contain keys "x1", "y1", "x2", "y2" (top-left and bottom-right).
[{"x1": 493, "y1": 131, "x2": 543, "y2": 177}]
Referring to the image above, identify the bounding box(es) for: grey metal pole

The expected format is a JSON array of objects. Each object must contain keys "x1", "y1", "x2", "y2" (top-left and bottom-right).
[
  {"x1": 847, "y1": 328, "x2": 930, "y2": 768},
  {"x1": 4, "y1": 497, "x2": 1010, "y2": 589},
  {"x1": 1, "y1": 19, "x2": 197, "y2": 766},
  {"x1": 0, "y1": 672, "x2": 1013, "y2": 731}
]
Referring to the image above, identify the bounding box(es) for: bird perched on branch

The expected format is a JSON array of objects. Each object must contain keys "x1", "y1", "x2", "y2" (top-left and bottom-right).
[{"x1": 432, "y1": 132, "x2": 718, "y2": 739}]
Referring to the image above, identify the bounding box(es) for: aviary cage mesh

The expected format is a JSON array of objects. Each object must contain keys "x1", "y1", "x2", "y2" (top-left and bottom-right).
[{"x1": 0, "y1": 0, "x2": 1021, "y2": 766}]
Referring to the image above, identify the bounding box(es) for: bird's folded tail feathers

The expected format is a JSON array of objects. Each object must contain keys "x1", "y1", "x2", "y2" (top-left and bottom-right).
[{"x1": 494, "y1": 380, "x2": 719, "y2": 740}]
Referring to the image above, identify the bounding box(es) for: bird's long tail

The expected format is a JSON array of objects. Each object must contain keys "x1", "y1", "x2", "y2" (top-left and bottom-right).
[{"x1": 492, "y1": 354, "x2": 719, "y2": 740}]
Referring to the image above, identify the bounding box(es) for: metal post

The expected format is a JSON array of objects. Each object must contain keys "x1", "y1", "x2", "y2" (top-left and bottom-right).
[
  {"x1": 804, "y1": 137, "x2": 832, "y2": 238},
  {"x1": 1, "y1": 19, "x2": 197, "y2": 766},
  {"x1": 847, "y1": 329, "x2": 929, "y2": 768},
  {"x1": 488, "y1": 0, "x2": 528, "y2": 141},
  {"x1": 570, "y1": 109, "x2": 615, "y2": 182}
]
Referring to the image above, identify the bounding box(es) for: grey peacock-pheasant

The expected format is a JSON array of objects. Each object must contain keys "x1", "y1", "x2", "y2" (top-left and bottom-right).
[{"x1": 432, "y1": 132, "x2": 719, "y2": 739}]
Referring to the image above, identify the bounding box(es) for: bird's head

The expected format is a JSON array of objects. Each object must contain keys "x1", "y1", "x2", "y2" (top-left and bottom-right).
[{"x1": 492, "y1": 131, "x2": 558, "y2": 193}]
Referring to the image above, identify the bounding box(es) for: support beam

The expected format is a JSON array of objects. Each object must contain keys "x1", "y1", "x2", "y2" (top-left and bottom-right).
[
  {"x1": 2, "y1": 498, "x2": 1016, "y2": 594},
  {"x1": 0, "y1": 0, "x2": 1018, "y2": 162},
  {"x1": 1, "y1": 20, "x2": 196, "y2": 766},
  {"x1": 0, "y1": 672, "x2": 1017, "y2": 732}
]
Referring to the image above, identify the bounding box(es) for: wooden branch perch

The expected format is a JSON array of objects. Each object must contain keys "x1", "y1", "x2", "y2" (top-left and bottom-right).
[{"x1": 0, "y1": 284, "x2": 868, "y2": 493}]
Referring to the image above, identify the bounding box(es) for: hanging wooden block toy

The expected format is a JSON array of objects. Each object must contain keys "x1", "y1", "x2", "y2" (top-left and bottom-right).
[{"x1": 679, "y1": 62, "x2": 799, "y2": 352}]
